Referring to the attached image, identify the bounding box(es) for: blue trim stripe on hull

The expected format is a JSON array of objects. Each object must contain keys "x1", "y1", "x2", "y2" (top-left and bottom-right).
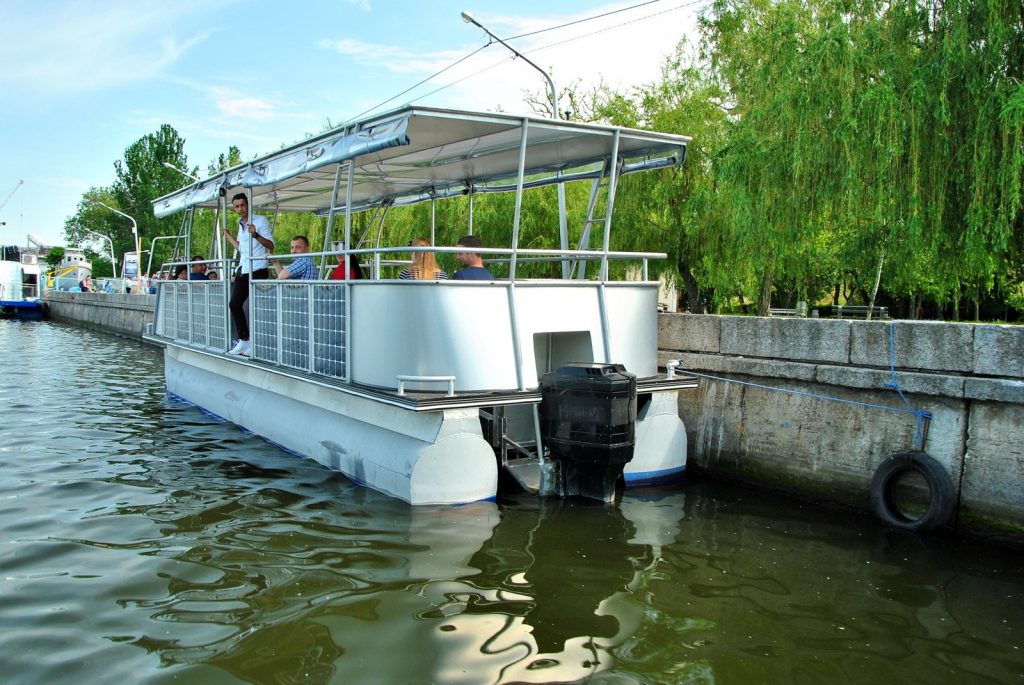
[{"x1": 624, "y1": 466, "x2": 686, "y2": 487}]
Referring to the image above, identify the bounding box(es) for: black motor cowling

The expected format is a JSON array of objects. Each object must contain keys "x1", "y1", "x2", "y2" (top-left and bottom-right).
[{"x1": 540, "y1": 363, "x2": 637, "y2": 503}]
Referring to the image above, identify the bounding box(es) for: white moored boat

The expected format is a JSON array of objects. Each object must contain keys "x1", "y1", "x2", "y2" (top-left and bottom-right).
[{"x1": 147, "y1": 106, "x2": 697, "y2": 505}]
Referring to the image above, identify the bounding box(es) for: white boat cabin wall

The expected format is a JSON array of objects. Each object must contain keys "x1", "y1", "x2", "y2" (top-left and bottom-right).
[{"x1": 148, "y1": 106, "x2": 697, "y2": 505}]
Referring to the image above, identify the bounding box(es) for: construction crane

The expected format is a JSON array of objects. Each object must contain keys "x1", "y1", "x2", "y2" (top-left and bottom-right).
[{"x1": 0, "y1": 180, "x2": 24, "y2": 214}]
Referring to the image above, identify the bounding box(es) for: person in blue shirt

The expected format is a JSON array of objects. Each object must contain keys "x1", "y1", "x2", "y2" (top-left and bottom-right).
[
  {"x1": 273, "y1": 235, "x2": 318, "y2": 280},
  {"x1": 189, "y1": 255, "x2": 209, "y2": 280},
  {"x1": 452, "y1": 235, "x2": 494, "y2": 280}
]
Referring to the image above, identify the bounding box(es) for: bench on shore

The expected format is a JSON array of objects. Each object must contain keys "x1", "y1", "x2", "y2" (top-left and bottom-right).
[
  {"x1": 830, "y1": 304, "x2": 889, "y2": 319},
  {"x1": 768, "y1": 308, "x2": 799, "y2": 317}
]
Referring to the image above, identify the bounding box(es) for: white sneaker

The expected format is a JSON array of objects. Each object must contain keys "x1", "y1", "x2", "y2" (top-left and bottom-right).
[
  {"x1": 227, "y1": 339, "x2": 250, "y2": 355},
  {"x1": 237, "y1": 340, "x2": 251, "y2": 356}
]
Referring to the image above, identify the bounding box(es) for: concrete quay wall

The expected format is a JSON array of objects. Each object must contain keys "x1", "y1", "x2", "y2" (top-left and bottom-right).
[
  {"x1": 658, "y1": 314, "x2": 1024, "y2": 540},
  {"x1": 45, "y1": 291, "x2": 156, "y2": 340}
]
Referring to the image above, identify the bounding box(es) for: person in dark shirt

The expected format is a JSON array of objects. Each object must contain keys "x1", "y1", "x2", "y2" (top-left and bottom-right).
[
  {"x1": 189, "y1": 255, "x2": 209, "y2": 280},
  {"x1": 452, "y1": 235, "x2": 494, "y2": 280}
]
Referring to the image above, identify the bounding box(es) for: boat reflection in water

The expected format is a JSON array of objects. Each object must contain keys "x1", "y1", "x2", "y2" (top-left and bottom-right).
[
  {"x1": 422, "y1": 492, "x2": 686, "y2": 684},
  {"x1": 135, "y1": 475, "x2": 684, "y2": 683}
]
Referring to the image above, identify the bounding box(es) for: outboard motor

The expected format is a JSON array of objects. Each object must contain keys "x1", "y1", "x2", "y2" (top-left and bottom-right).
[{"x1": 540, "y1": 363, "x2": 637, "y2": 503}]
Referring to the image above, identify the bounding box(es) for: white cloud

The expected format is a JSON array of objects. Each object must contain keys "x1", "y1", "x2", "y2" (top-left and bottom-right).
[
  {"x1": 207, "y1": 87, "x2": 279, "y2": 121},
  {"x1": 0, "y1": 0, "x2": 217, "y2": 96},
  {"x1": 321, "y1": 2, "x2": 702, "y2": 120},
  {"x1": 319, "y1": 38, "x2": 468, "y2": 74},
  {"x1": 346, "y1": 0, "x2": 371, "y2": 11}
]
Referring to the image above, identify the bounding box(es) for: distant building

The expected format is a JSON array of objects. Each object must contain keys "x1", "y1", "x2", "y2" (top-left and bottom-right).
[{"x1": 60, "y1": 247, "x2": 92, "y2": 271}]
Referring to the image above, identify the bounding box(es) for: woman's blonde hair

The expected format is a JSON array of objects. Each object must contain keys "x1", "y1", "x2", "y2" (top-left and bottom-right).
[{"x1": 409, "y1": 237, "x2": 442, "y2": 280}]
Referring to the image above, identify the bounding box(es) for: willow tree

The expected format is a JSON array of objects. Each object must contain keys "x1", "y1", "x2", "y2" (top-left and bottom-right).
[
  {"x1": 576, "y1": 41, "x2": 736, "y2": 312},
  {"x1": 908, "y1": 0, "x2": 1024, "y2": 318},
  {"x1": 700, "y1": 0, "x2": 1024, "y2": 317},
  {"x1": 700, "y1": 0, "x2": 847, "y2": 314}
]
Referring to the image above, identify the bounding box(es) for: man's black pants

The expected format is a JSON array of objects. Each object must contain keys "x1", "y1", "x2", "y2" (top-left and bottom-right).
[{"x1": 229, "y1": 268, "x2": 268, "y2": 341}]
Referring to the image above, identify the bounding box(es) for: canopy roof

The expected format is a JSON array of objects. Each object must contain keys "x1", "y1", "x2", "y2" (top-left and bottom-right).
[{"x1": 152, "y1": 106, "x2": 689, "y2": 219}]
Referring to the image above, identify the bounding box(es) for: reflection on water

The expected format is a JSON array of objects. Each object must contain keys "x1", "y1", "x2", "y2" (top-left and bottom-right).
[{"x1": 1, "y1": 320, "x2": 1022, "y2": 685}]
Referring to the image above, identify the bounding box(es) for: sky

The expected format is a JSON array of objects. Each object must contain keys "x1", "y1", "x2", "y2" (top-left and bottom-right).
[{"x1": 0, "y1": 0, "x2": 704, "y2": 250}]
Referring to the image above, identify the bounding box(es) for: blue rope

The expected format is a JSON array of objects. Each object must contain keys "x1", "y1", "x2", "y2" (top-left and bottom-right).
[
  {"x1": 677, "y1": 320, "x2": 932, "y2": 450},
  {"x1": 884, "y1": 320, "x2": 932, "y2": 448}
]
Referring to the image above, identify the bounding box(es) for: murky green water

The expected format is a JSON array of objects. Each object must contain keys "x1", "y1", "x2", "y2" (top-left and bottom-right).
[{"x1": 1, "y1": 320, "x2": 1021, "y2": 684}]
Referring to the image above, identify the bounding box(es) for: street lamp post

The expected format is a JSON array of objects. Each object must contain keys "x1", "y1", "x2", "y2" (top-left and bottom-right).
[
  {"x1": 460, "y1": 11, "x2": 560, "y2": 118},
  {"x1": 461, "y1": 10, "x2": 570, "y2": 277},
  {"x1": 97, "y1": 201, "x2": 142, "y2": 294},
  {"x1": 83, "y1": 228, "x2": 117, "y2": 280},
  {"x1": 162, "y1": 161, "x2": 200, "y2": 182}
]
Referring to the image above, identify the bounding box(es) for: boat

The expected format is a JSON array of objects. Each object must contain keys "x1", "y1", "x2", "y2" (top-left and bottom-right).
[
  {"x1": 146, "y1": 106, "x2": 698, "y2": 505},
  {"x1": 0, "y1": 246, "x2": 44, "y2": 319}
]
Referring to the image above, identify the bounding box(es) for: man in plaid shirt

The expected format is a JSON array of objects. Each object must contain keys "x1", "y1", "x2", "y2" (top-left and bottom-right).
[{"x1": 273, "y1": 235, "x2": 319, "y2": 280}]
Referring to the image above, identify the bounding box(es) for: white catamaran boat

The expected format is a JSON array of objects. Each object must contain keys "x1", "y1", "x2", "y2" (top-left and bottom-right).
[{"x1": 147, "y1": 106, "x2": 697, "y2": 505}]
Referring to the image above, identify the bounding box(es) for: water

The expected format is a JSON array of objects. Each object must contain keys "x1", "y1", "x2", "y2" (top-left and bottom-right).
[{"x1": 1, "y1": 320, "x2": 1022, "y2": 685}]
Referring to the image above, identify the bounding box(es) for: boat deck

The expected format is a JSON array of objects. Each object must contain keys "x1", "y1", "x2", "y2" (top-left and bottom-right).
[{"x1": 146, "y1": 334, "x2": 697, "y2": 411}]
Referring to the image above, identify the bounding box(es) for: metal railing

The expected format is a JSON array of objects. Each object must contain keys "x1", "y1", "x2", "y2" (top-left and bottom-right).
[
  {"x1": 154, "y1": 246, "x2": 666, "y2": 388},
  {"x1": 156, "y1": 280, "x2": 228, "y2": 351}
]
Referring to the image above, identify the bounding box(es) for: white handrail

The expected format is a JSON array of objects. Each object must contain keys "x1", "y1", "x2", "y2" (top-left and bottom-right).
[{"x1": 396, "y1": 375, "x2": 456, "y2": 397}]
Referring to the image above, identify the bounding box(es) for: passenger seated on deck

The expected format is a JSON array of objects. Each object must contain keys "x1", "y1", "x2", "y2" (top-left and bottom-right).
[
  {"x1": 189, "y1": 256, "x2": 209, "y2": 281},
  {"x1": 272, "y1": 236, "x2": 318, "y2": 280},
  {"x1": 174, "y1": 265, "x2": 188, "y2": 280},
  {"x1": 328, "y1": 241, "x2": 363, "y2": 280},
  {"x1": 452, "y1": 235, "x2": 494, "y2": 280},
  {"x1": 400, "y1": 238, "x2": 448, "y2": 280}
]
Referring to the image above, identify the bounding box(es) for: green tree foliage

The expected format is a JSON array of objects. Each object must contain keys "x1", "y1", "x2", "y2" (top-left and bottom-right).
[
  {"x1": 589, "y1": 42, "x2": 736, "y2": 312},
  {"x1": 44, "y1": 246, "x2": 64, "y2": 269},
  {"x1": 63, "y1": 186, "x2": 120, "y2": 263},
  {"x1": 700, "y1": 0, "x2": 1024, "y2": 316},
  {"x1": 64, "y1": 125, "x2": 194, "y2": 275},
  {"x1": 111, "y1": 124, "x2": 193, "y2": 257},
  {"x1": 208, "y1": 145, "x2": 242, "y2": 177}
]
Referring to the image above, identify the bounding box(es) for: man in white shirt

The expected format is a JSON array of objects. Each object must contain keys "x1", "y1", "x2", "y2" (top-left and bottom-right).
[{"x1": 223, "y1": 192, "x2": 274, "y2": 356}]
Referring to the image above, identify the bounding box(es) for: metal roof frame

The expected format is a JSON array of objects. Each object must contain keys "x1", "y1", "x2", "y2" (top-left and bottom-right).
[{"x1": 152, "y1": 106, "x2": 689, "y2": 218}]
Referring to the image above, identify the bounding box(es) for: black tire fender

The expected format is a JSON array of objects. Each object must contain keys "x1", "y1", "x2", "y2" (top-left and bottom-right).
[{"x1": 869, "y1": 450, "x2": 955, "y2": 532}]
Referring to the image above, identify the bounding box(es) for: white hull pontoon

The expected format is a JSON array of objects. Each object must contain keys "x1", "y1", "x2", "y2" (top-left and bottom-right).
[{"x1": 148, "y1": 107, "x2": 696, "y2": 504}]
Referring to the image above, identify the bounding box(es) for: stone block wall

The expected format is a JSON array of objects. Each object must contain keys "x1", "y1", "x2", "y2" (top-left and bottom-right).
[
  {"x1": 659, "y1": 314, "x2": 1024, "y2": 540},
  {"x1": 45, "y1": 291, "x2": 156, "y2": 340}
]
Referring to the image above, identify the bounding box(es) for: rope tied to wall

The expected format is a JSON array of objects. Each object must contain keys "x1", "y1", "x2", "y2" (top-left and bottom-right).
[
  {"x1": 884, "y1": 320, "x2": 932, "y2": 449},
  {"x1": 672, "y1": 320, "x2": 932, "y2": 450}
]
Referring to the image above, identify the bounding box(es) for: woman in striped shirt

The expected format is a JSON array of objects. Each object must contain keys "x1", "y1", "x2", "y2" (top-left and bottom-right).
[{"x1": 399, "y1": 237, "x2": 448, "y2": 280}]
